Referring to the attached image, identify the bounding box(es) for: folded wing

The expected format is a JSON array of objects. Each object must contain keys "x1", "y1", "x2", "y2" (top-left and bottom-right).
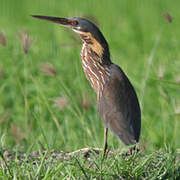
[{"x1": 98, "y1": 64, "x2": 141, "y2": 145}]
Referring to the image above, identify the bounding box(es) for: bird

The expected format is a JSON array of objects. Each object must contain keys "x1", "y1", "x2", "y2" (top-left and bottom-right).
[{"x1": 32, "y1": 15, "x2": 141, "y2": 156}]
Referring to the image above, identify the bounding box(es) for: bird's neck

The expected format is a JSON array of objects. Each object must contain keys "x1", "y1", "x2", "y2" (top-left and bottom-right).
[
  {"x1": 79, "y1": 33, "x2": 111, "y2": 65},
  {"x1": 80, "y1": 40, "x2": 111, "y2": 99}
]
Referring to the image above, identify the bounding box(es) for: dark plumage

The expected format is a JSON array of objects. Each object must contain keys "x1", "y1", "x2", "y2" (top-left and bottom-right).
[
  {"x1": 32, "y1": 15, "x2": 141, "y2": 156},
  {"x1": 98, "y1": 64, "x2": 141, "y2": 145}
]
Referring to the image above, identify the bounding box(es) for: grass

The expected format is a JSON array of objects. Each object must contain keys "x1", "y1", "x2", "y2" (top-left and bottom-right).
[
  {"x1": 0, "y1": 0, "x2": 180, "y2": 179},
  {"x1": 0, "y1": 149, "x2": 179, "y2": 179}
]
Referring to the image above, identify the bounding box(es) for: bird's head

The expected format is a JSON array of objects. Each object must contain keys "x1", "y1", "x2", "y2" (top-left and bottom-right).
[{"x1": 32, "y1": 15, "x2": 110, "y2": 60}]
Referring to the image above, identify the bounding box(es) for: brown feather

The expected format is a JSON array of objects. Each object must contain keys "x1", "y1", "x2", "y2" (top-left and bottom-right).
[{"x1": 98, "y1": 64, "x2": 141, "y2": 145}]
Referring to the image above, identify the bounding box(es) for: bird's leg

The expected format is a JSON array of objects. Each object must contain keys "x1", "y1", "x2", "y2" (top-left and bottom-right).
[{"x1": 103, "y1": 127, "x2": 108, "y2": 158}]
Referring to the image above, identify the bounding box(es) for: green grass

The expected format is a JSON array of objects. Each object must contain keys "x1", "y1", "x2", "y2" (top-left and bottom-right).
[
  {"x1": 0, "y1": 0, "x2": 180, "y2": 178},
  {"x1": 0, "y1": 149, "x2": 179, "y2": 179}
]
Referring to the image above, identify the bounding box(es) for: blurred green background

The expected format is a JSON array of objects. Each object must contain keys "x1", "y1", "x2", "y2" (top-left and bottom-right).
[{"x1": 0, "y1": 0, "x2": 180, "y2": 153}]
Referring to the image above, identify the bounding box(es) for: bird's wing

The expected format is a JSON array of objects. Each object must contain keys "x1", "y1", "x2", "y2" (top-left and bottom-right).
[{"x1": 98, "y1": 64, "x2": 141, "y2": 145}]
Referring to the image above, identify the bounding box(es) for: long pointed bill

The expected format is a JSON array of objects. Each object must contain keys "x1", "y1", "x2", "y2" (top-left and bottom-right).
[{"x1": 31, "y1": 15, "x2": 77, "y2": 27}]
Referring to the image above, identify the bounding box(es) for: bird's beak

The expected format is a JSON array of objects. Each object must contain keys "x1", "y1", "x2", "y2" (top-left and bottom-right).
[{"x1": 31, "y1": 15, "x2": 78, "y2": 28}]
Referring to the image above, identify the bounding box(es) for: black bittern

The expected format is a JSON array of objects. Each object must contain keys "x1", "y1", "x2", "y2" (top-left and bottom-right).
[{"x1": 32, "y1": 15, "x2": 141, "y2": 156}]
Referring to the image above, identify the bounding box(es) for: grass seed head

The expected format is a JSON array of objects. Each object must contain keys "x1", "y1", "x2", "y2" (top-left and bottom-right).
[
  {"x1": 53, "y1": 96, "x2": 68, "y2": 110},
  {"x1": 40, "y1": 63, "x2": 57, "y2": 76},
  {"x1": 0, "y1": 31, "x2": 6, "y2": 46},
  {"x1": 163, "y1": 12, "x2": 173, "y2": 23},
  {"x1": 18, "y1": 30, "x2": 31, "y2": 54}
]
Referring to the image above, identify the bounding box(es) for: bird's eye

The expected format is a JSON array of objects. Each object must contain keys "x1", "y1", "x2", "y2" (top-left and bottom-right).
[{"x1": 71, "y1": 20, "x2": 78, "y2": 26}]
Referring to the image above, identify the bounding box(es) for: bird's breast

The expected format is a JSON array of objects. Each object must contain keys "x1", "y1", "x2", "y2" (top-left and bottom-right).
[{"x1": 80, "y1": 44, "x2": 110, "y2": 99}]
